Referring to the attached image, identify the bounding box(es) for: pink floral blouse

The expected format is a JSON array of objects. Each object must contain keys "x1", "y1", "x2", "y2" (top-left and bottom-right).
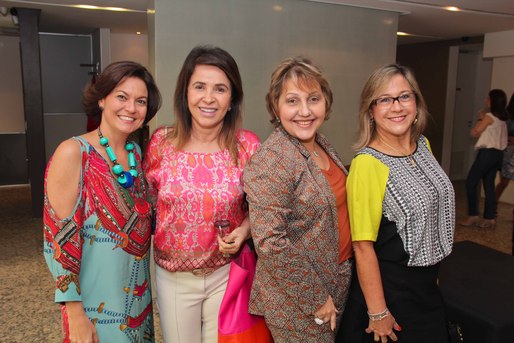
[{"x1": 144, "y1": 127, "x2": 260, "y2": 272}]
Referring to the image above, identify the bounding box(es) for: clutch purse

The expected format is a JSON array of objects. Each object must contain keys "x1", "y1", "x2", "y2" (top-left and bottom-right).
[{"x1": 218, "y1": 242, "x2": 274, "y2": 343}]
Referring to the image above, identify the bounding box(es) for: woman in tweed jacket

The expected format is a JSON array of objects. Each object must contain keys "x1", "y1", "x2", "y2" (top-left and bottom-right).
[{"x1": 243, "y1": 57, "x2": 353, "y2": 342}]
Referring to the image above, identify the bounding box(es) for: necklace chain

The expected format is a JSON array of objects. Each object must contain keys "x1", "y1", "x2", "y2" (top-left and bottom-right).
[
  {"x1": 378, "y1": 137, "x2": 417, "y2": 166},
  {"x1": 308, "y1": 143, "x2": 320, "y2": 158},
  {"x1": 97, "y1": 128, "x2": 138, "y2": 188}
]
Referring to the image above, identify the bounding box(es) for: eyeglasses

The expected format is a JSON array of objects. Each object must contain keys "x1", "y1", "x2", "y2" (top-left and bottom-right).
[{"x1": 371, "y1": 92, "x2": 416, "y2": 108}]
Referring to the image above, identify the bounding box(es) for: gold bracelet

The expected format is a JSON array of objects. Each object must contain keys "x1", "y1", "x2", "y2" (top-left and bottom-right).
[{"x1": 367, "y1": 308, "x2": 389, "y2": 321}]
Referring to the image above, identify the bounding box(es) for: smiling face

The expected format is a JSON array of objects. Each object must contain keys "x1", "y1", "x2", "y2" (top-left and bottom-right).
[
  {"x1": 187, "y1": 64, "x2": 232, "y2": 133},
  {"x1": 277, "y1": 78, "x2": 326, "y2": 145},
  {"x1": 371, "y1": 74, "x2": 417, "y2": 141},
  {"x1": 98, "y1": 76, "x2": 148, "y2": 136}
]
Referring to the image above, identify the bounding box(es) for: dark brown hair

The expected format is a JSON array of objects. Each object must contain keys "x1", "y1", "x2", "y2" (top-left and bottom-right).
[
  {"x1": 82, "y1": 61, "x2": 161, "y2": 125},
  {"x1": 171, "y1": 45, "x2": 243, "y2": 163},
  {"x1": 488, "y1": 89, "x2": 508, "y2": 121}
]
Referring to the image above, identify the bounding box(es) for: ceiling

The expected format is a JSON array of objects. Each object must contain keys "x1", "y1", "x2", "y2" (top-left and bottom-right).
[{"x1": 0, "y1": 0, "x2": 513, "y2": 45}]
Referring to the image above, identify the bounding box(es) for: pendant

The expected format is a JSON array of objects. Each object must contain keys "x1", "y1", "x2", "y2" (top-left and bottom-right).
[
  {"x1": 134, "y1": 198, "x2": 151, "y2": 216},
  {"x1": 118, "y1": 171, "x2": 134, "y2": 188}
]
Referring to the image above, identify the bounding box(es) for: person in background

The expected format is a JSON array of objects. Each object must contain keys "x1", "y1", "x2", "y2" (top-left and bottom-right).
[
  {"x1": 495, "y1": 92, "x2": 514, "y2": 204},
  {"x1": 44, "y1": 61, "x2": 161, "y2": 342},
  {"x1": 460, "y1": 89, "x2": 508, "y2": 228},
  {"x1": 337, "y1": 64, "x2": 455, "y2": 343},
  {"x1": 143, "y1": 45, "x2": 259, "y2": 343},
  {"x1": 243, "y1": 57, "x2": 353, "y2": 342}
]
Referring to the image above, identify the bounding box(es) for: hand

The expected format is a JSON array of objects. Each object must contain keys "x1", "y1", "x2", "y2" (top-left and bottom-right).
[
  {"x1": 66, "y1": 302, "x2": 99, "y2": 343},
  {"x1": 217, "y1": 225, "x2": 249, "y2": 255},
  {"x1": 313, "y1": 295, "x2": 338, "y2": 331},
  {"x1": 365, "y1": 312, "x2": 401, "y2": 343}
]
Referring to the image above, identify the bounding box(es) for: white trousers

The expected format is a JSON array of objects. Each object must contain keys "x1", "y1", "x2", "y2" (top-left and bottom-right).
[{"x1": 155, "y1": 264, "x2": 230, "y2": 343}]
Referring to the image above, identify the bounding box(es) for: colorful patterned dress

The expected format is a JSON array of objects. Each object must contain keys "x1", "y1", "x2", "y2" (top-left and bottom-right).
[{"x1": 43, "y1": 136, "x2": 154, "y2": 342}]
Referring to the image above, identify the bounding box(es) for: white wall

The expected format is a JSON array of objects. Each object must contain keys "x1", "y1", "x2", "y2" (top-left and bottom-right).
[
  {"x1": 110, "y1": 33, "x2": 148, "y2": 67},
  {"x1": 149, "y1": 0, "x2": 398, "y2": 163},
  {"x1": 490, "y1": 57, "x2": 514, "y2": 97},
  {"x1": 484, "y1": 29, "x2": 514, "y2": 98},
  {"x1": 0, "y1": 35, "x2": 24, "y2": 133}
]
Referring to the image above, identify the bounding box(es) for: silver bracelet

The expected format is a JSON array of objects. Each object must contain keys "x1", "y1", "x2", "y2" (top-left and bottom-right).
[{"x1": 367, "y1": 308, "x2": 389, "y2": 321}]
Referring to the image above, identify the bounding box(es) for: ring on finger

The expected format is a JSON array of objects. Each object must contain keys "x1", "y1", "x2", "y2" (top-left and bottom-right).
[{"x1": 314, "y1": 317, "x2": 324, "y2": 325}]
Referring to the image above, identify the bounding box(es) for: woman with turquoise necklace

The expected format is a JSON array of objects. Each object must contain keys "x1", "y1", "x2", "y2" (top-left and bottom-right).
[{"x1": 43, "y1": 61, "x2": 161, "y2": 342}]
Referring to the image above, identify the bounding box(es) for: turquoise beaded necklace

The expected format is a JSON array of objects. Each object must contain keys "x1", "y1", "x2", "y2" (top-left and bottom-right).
[{"x1": 97, "y1": 127, "x2": 138, "y2": 188}]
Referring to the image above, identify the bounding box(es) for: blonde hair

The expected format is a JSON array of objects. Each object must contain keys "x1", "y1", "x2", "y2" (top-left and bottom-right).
[
  {"x1": 354, "y1": 64, "x2": 429, "y2": 150},
  {"x1": 266, "y1": 57, "x2": 333, "y2": 125}
]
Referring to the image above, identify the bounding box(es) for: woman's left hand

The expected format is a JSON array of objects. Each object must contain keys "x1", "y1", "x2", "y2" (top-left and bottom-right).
[
  {"x1": 314, "y1": 295, "x2": 339, "y2": 331},
  {"x1": 218, "y1": 218, "x2": 250, "y2": 255}
]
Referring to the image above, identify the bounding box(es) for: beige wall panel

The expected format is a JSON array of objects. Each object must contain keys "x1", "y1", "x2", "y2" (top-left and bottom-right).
[
  {"x1": 111, "y1": 33, "x2": 149, "y2": 67},
  {"x1": 150, "y1": 0, "x2": 397, "y2": 162}
]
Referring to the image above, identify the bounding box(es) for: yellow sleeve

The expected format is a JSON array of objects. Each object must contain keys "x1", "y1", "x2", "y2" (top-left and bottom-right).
[
  {"x1": 346, "y1": 154, "x2": 389, "y2": 242},
  {"x1": 424, "y1": 136, "x2": 432, "y2": 153}
]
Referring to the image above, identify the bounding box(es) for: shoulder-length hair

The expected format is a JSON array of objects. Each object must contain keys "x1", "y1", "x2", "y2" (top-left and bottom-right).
[
  {"x1": 354, "y1": 63, "x2": 429, "y2": 150},
  {"x1": 82, "y1": 61, "x2": 161, "y2": 125},
  {"x1": 171, "y1": 45, "x2": 243, "y2": 163},
  {"x1": 266, "y1": 56, "x2": 333, "y2": 125},
  {"x1": 489, "y1": 89, "x2": 508, "y2": 121}
]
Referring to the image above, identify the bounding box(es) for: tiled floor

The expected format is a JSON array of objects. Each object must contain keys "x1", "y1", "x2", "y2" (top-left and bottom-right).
[{"x1": 0, "y1": 182, "x2": 512, "y2": 342}]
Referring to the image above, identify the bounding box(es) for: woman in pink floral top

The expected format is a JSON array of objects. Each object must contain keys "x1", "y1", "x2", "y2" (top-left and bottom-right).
[{"x1": 143, "y1": 46, "x2": 259, "y2": 343}]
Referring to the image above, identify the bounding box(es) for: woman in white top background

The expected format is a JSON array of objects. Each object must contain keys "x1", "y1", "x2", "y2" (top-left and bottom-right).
[{"x1": 461, "y1": 89, "x2": 508, "y2": 228}]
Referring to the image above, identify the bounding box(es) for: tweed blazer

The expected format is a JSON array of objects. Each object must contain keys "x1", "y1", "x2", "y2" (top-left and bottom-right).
[{"x1": 243, "y1": 125, "x2": 351, "y2": 331}]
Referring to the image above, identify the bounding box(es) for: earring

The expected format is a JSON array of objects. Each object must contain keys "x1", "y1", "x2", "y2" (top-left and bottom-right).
[
  {"x1": 228, "y1": 106, "x2": 232, "y2": 111},
  {"x1": 413, "y1": 115, "x2": 418, "y2": 125},
  {"x1": 99, "y1": 105, "x2": 104, "y2": 111},
  {"x1": 370, "y1": 116, "x2": 374, "y2": 130},
  {"x1": 276, "y1": 116, "x2": 281, "y2": 124}
]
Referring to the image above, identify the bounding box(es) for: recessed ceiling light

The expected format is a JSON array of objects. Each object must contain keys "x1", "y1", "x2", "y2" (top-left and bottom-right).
[
  {"x1": 74, "y1": 5, "x2": 98, "y2": 10},
  {"x1": 444, "y1": 6, "x2": 460, "y2": 12},
  {"x1": 73, "y1": 5, "x2": 132, "y2": 12},
  {"x1": 136, "y1": 32, "x2": 141, "y2": 35},
  {"x1": 397, "y1": 32, "x2": 410, "y2": 36},
  {"x1": 105, "y1": 7, "x2": 130, "y2": 12},
  {"x1": 273, "y1": 5, "x2": 283, "y2": 12}
]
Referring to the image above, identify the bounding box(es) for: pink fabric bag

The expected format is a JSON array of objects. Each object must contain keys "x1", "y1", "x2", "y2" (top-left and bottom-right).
[{"x1": 218, "y1": 243, "x2": 273, "y2": 343}]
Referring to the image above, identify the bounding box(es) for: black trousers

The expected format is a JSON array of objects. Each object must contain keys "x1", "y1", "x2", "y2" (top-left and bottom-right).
[{"x1": 465, "y1": 148, "x2": 503, "y2": 219}]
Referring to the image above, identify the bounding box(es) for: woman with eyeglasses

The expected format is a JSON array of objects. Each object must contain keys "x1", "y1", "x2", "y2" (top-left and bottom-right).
[{"x1": 336, "y1": 64, "x2": 455, "y2": 343}]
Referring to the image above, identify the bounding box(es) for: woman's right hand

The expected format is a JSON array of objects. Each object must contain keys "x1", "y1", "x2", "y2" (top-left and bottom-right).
[
  {"x1": 314, "y1": 295, "x2": 338, "y2": 331},
  {"x1": 66, "y1": 302, "x2": 99, "y2": 343},
  {"x1": 365, "y1": 312, "x2": 401, "y2": 343}
]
